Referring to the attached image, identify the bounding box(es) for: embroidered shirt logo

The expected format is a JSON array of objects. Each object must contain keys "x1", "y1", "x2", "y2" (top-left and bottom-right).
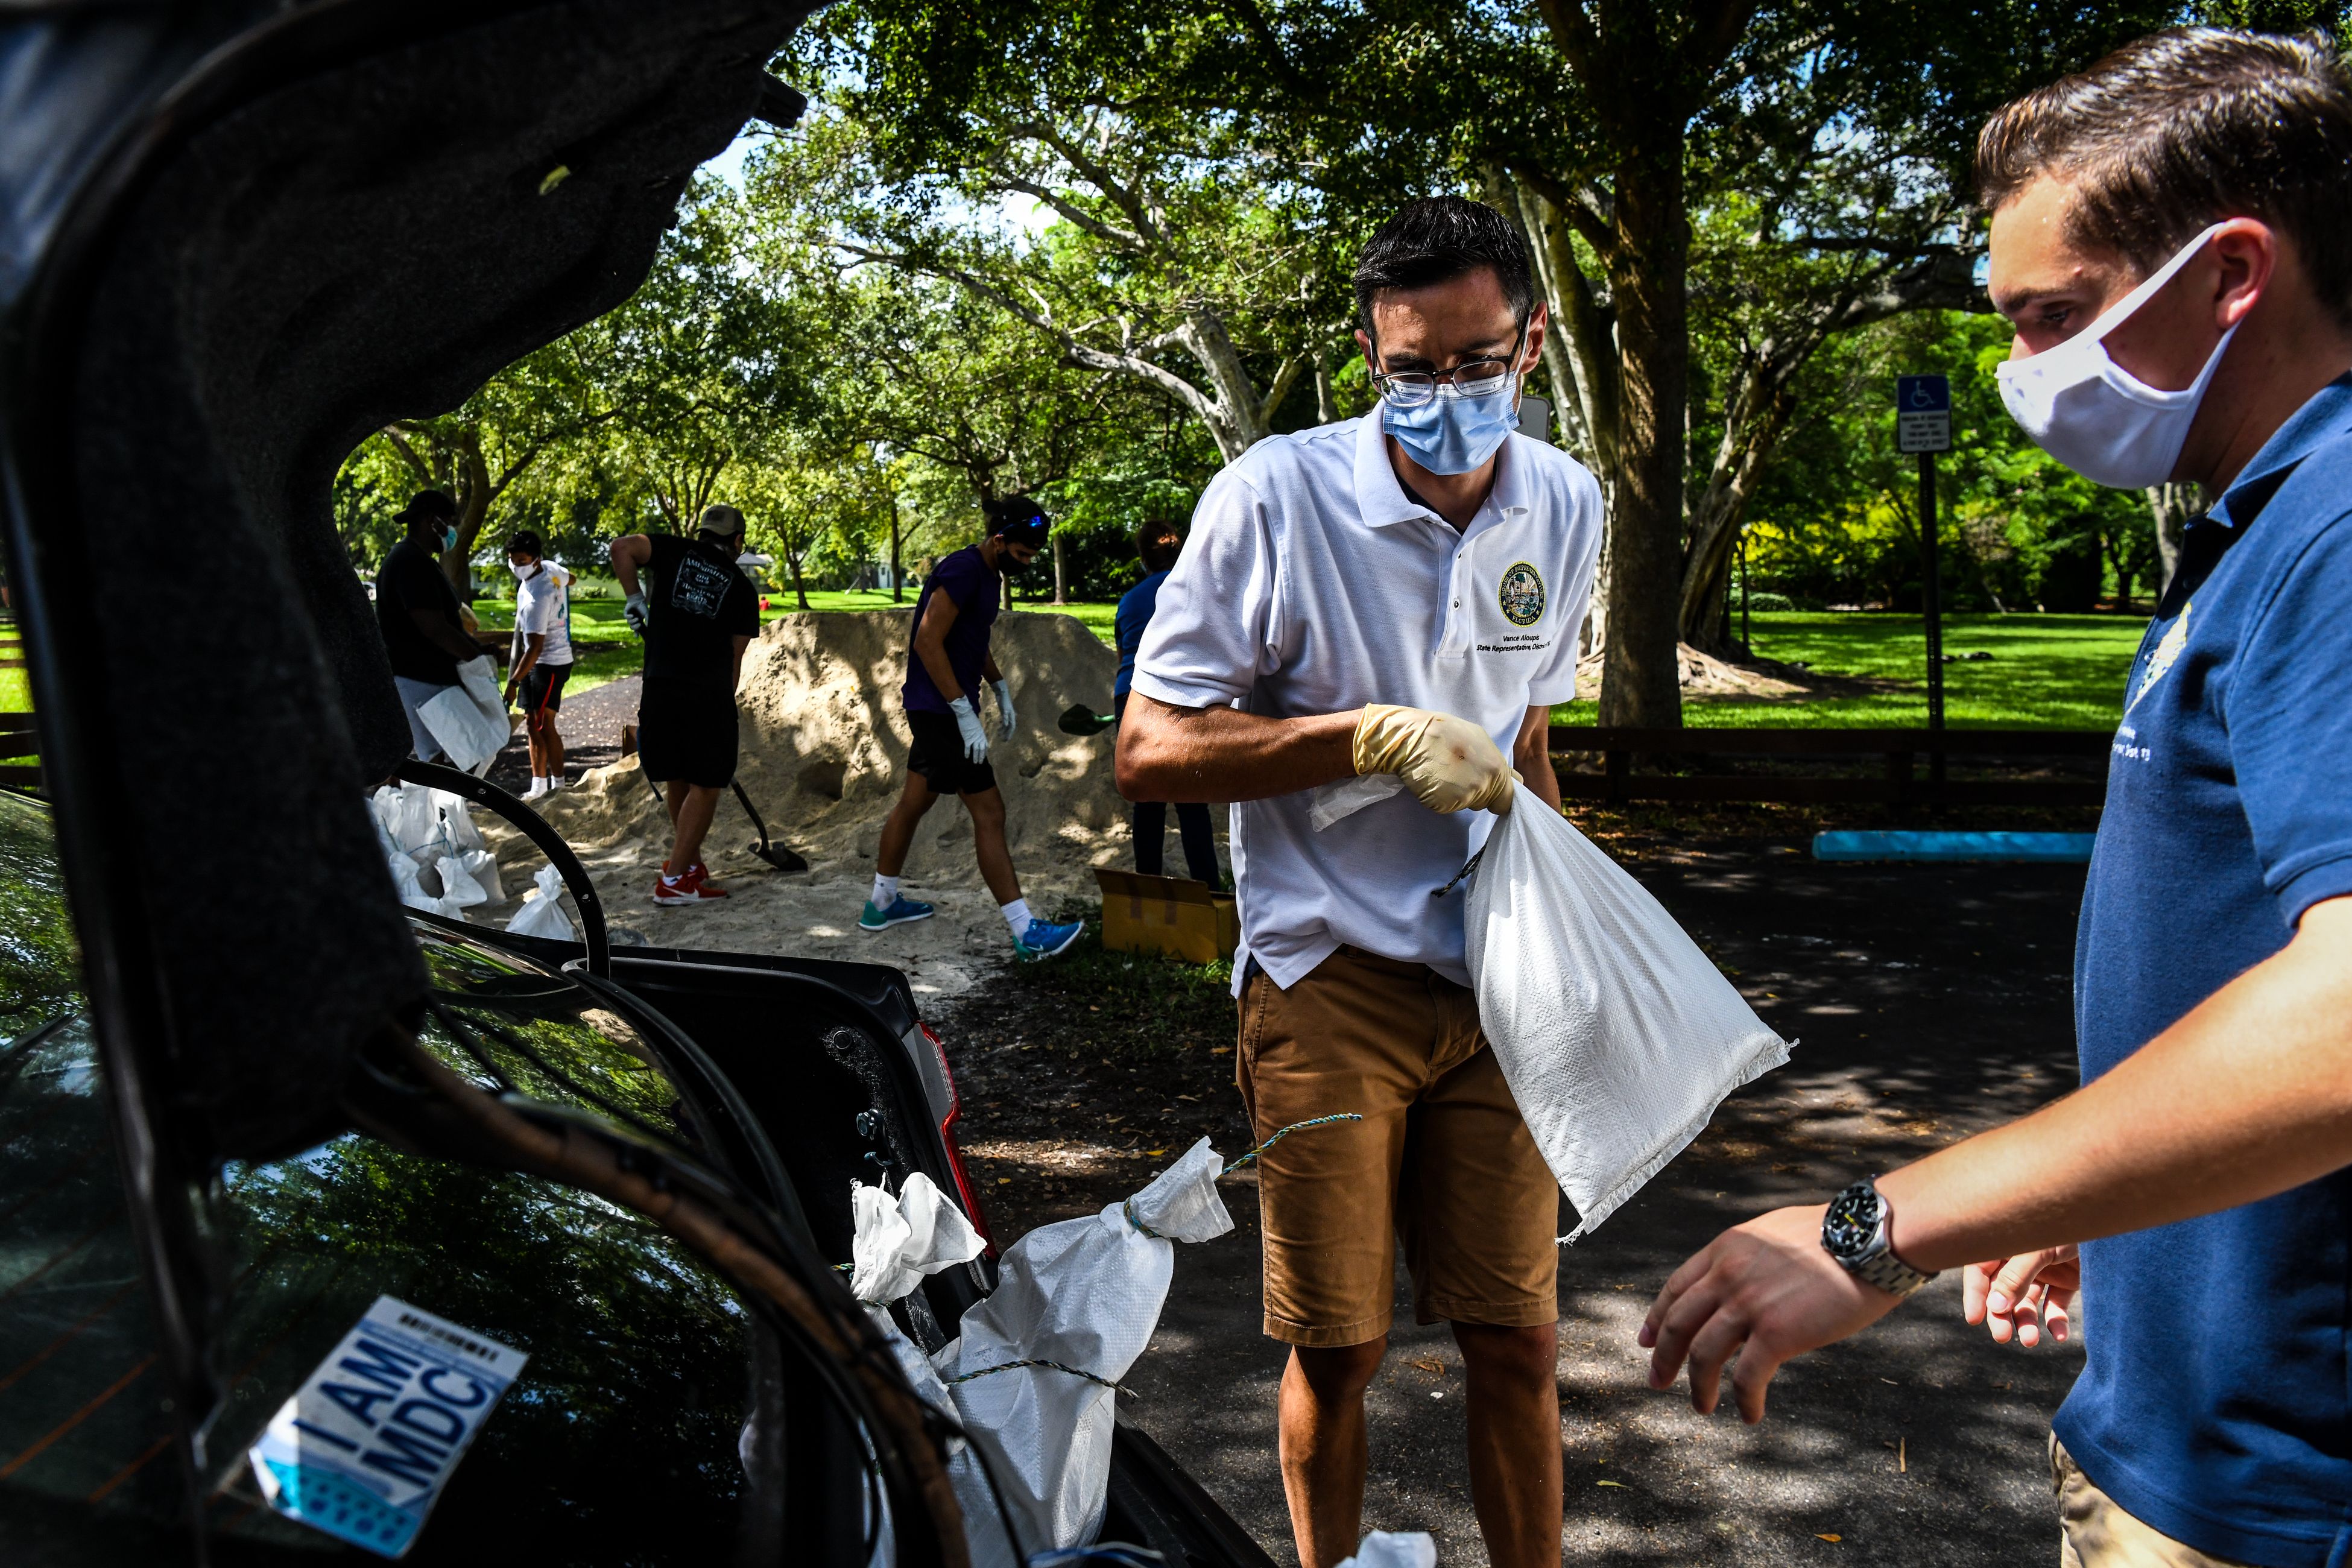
[
  {"x1": 2126, "y1": 599, "x2": 2192, "y2": 715},
  {"x1": 1498, "y1": 561, "x2": 1546, "y2": 627}
]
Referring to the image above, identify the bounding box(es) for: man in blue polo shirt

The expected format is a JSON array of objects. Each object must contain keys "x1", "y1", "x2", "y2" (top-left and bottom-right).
[{"x1": 1639, "y1": 30, "x2": 2352, "y2": 1568}]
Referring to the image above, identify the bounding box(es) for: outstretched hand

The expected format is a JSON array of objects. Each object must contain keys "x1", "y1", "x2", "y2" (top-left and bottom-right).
[
  {"x1": 1963, "y1": 1245, "x2": 2078, "y2": 1348},
  {"x1": 1640, "y1": 1205, "x2": 1909, "y2": 1423}
]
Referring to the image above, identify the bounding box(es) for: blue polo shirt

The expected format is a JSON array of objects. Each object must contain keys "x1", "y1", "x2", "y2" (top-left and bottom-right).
[
  {"x1": 2058, "y1": 374, "x2": 2352, "y2": 1567},
  {"x1": 1113, "y1": 569, "x2": 1171, "y2": 701}
]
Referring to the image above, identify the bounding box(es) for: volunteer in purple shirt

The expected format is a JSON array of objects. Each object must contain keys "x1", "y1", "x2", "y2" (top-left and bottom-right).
[{"x1": 859, "y1": 496, "x2": 1083, "y2": 961}]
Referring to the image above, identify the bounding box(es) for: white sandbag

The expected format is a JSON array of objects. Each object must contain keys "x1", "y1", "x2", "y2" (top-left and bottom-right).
[
  {"x1": 434, "y1": 791, "x2": 485, "y2": 855},
  {"x1": 1339, "y1": 1532, "x2": 1438, "y2": 1568},
  {"x1": 434, "y1": 854, "x2": 488, "y2": 909},
  {"x1": 504, "y1": 864, "x2": 575, "y2": 940},
  {"x1": 1465, "y1": 783, "x2": 1791, "y2": 1239},
  {"x1": 460, "y1": 847, "x2": 501, "y2": 903},
  {"x1": 378, "y1": 783, "x2": 447, "y2": 865},
  {"x1": 932, "y1": 1139, "x2": 1232, "y2": 1554},
  {"x1": 851, "y1": 1173, "x2": 987, "y2": 1307},
  {"x1": 842, "y1": 1175, "x2": 1013, "y2": 1568},
  {"x1": 419, "y1": 656, "x2": 510, "y2": 774}
]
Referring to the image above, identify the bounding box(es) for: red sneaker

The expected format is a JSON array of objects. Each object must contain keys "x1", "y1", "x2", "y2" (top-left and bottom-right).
[{"x1": 653, "y1": 863, "x2": 729, "y2": 905}]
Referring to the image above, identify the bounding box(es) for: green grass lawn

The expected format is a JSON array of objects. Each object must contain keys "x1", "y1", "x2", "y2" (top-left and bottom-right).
[{"x1": 1552, "y1": 611, "x2": 2146, "y2": 731}]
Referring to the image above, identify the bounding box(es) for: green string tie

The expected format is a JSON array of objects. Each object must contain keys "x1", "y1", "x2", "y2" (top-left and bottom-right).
[{"x1": 948, "y1": 1358, "x2": 1133, "y2": 1397}]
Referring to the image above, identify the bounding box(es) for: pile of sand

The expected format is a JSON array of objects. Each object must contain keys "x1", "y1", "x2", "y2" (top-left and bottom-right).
[{"x1": 481, "y1": 609, "x2": 1155, "y2": 999}]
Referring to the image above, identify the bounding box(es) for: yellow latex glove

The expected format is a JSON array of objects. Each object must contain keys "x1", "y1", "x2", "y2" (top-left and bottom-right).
[{"x1": 1351, "y1": 704, "x2": 1520, "y2": 815}]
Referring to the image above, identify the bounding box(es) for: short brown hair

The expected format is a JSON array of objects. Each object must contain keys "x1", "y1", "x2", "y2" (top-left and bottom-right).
[
  {"x1": 1976, "y1": 28, "x2": 2352, "y2": 325},
  {"x1": 1136, "y1": 519, "x2": 1182, "y2": 574}
]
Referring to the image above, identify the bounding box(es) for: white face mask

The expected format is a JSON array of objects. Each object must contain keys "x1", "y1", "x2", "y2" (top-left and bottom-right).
[
  {"x1": 1996, "y1": 223, "x2": 2236, "y2": 488},
  {"x1": 510, "y1": 560, "x2": 536, "y2": 581}
]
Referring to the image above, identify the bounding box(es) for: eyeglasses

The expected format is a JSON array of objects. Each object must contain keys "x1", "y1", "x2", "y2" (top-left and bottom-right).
[{"x1": 1371, "y1": 332, "x2": 1526, "y2": 408}]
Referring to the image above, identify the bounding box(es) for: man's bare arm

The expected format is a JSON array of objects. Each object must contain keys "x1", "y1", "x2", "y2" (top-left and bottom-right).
[
  {"x1": 506, "y1": 631, "x2": 545, "y2": 697},
  {"x1": 608, "y1": 534, "x2": 652, "y2": 596},
  {"x1": 1641, "y1": 895, "x2": 2352, "y2": 1423},
  {"x1": 411, "y1": 607, "x2": 480, "y2": 663},
  {"x1": 1513, "y1": 704, "x2": 1561, "y2": 812},
  {"x1": 1116, "y1": 692, "x2": 1358, "y2": 804}
]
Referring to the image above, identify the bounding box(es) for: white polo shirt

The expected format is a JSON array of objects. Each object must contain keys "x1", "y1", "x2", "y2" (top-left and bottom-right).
[{"x1": 1132, "y1": 413, "x2": 1602, "y2": 990}]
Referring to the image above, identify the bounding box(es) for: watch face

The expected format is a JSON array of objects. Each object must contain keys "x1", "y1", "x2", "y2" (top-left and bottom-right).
[{"x1": 1822, "y1": 1183, "x2": 1883, "y2": 1259}]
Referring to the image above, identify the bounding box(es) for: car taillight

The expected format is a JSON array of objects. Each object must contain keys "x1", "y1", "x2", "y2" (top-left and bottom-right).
[{"x1": 921, "y1": 1021, "x2": 994, "y2": 1250}]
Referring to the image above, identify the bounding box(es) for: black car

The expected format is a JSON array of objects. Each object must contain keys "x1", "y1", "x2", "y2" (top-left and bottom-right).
[{"x1": 0, "y1": 2, "x2": 1272, "y2": 1563}]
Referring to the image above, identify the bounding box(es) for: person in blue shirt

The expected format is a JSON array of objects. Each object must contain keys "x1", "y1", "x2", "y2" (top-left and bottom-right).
[
  {"x1": 1114, "y1": 520, "x2": 1221, "y2": 886},
  {"x1": 858, "y1": 496, "x2": 1083, "y2": 961},
  {"x1": 1640, "y1": 30, "x2": 2352, "y2": 1568}
]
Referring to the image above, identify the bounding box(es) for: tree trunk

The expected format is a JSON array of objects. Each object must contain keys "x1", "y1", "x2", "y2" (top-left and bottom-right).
[
  {"x1": 2144, "y1": 481, "x2": 2198, "y2": 593},
  {"x1": 1596, "y1": 137, "x2": 1689, "y2": 729},
  {"x1": 441, "y1": 429, "x2": 492, "y2": 601},
  {"x1": 1051, "y1": 535, "x2": 1067, "y2": 605},
  {"x1": 1314, "y1": 354, "x2": 1340, "y2": 425},
  {"x1": 788, "y1": 550, "x2": 810, "y2": 611},
  {"x1": 1678, "y1": 364, "x2": 1798, "y2": 652},
  {"x1": 890, "y1": 492, "x2": 905, "y2": 603}
]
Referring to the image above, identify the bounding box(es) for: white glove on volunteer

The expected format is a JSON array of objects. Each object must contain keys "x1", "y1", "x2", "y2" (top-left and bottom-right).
[
  {"x1": 990, "y1": 677, "x2": 1016, "y2": 739},
  {"x1": 623, "y1": 591, "x2": 650, "y2": 636},
  {"x1": 1352, "y1": 703, "x2": 1519, "y2": 815},
  {"x1": 949, "y1": 697, "x2": 990, "y2": 764}
]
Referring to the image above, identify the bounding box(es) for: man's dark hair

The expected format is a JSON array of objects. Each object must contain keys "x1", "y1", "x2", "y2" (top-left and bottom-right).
[
  {"x1": 1136, "y1": 519, "x2": 1183, "y2": 574},
  {"x1": 396, "y1": 488, "x2": 457, "y2": 526},
  {"x1": 1353, "y1": 197, "x2": 1536, "y2": 335},
  {"x1": 1977, "y1": 28, "x2": 2352, "y2": 327},
  {"x1": 505, "y1": 528, "x2": 543, "y2": 558},
  {"x1": 697, "y1": 503, "x2": 745, "y2": 540},
  {"x1": 984, "y1": 494, "x2": 1049, "y2": 546}
]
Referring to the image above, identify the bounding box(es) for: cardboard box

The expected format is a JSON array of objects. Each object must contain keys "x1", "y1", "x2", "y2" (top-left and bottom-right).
[{"x1": 1095, "y1": 868, "x2": 1238, "y2": 966}]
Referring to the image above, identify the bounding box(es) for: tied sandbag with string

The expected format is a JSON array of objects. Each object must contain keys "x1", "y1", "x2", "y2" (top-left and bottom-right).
[
  {"x1": 929, "y1": 1116, "x2": 1355, "y2": 1555},
  {"x1": 833, "y1": 1174, "x2": 1017, "y2": 1568},
  {"x1": 1465, "y1": 782, "x2": 1792, "y2": 1239}
]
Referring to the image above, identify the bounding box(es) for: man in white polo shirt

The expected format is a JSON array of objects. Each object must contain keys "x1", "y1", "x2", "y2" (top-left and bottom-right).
[{"x1": 1120, "y1": 196, "x2": 1601, "y2": 1568}]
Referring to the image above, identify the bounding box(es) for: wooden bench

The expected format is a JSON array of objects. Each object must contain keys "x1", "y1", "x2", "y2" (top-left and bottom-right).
[
  {"x1": 0, "y1": 712, "x2": 38, "y2": 791},
  {"x1": 1549, "y1": 726, "x2": 2113, "y2": 808}
]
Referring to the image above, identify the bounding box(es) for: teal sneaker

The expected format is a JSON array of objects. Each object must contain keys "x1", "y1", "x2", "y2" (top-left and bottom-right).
[
  {"x1": 859, "y1": 896, "x2": 935, "y2": 932},
  {"x1": 1012, "y1": 916, "x2": 1083, "y2": 962}
]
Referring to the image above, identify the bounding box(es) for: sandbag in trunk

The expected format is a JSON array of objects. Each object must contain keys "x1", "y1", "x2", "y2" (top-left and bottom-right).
[
  {"x1": 839, "y1": 1175, "x2": 1013, "y2": 1568},
  {"x1": 1465, "y1": 783, "x2": 1791, "y2": 1239},
  {"x1": 932, "y1": 1139, "x2": 1233, "y2": 1554},
  {"x1": 419, "y1": 656, "x2": 511, "y2": 775}
]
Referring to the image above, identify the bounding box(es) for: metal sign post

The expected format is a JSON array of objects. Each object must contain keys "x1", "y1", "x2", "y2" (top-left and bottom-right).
[{"x1": 1897, "y1": 375, "x2": 1953, "y2": 779}]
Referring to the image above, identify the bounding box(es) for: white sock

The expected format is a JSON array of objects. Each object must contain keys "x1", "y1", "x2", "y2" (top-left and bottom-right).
[
  {"x1": 872, "y1": 873, "x2": 900, "y2": 908},
  {"x1": 1000, "y1": 897, "x2": 1033, "y2": 938}
]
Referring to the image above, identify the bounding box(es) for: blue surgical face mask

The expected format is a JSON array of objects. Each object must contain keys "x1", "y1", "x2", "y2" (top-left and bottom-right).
[
  {"x1": 440, "y1": 523, "x2": 459, "y2": 552},
  {"x1": 1382, "y1": 373, "x2": 1520, "y2": 476}
]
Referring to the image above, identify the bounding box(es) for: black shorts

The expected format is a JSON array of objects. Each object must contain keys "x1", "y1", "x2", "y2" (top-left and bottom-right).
[
  {"x1": 906, "y1": 707, "x2": 996, "y2": 796},
  {"x1": 520, "y1": 660, "x2": 571, "y2": 726},
  {"x1": 637, "y1": 677, "x2": 738, "y2": 789}
]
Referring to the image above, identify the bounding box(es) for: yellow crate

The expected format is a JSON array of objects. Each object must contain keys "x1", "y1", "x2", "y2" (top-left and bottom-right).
[{"x1": 1094, "y1": 868, "x2": 1238, "y2": 966}]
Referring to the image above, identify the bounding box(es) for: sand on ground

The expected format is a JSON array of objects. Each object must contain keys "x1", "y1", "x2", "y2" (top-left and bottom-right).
[{"x1": 469, "y1": 607, "x2": 1204, "y2": 1001}]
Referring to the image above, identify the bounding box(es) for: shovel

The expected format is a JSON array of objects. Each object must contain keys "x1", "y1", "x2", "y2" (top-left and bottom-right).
[
  {"x1": 729, "y1": 779, "x2": 808, "y2": 873},
  {"x1": 630, "y1": 741, "x2": 809, "y2": 875},
  {"x1": 1057, "y1": 703, "x2": 1117, "y2": 737}
]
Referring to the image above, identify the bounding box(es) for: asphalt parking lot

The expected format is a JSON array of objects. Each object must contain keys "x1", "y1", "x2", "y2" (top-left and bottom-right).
[{"x1": 953, "y1": 838, "x2": 2091, "y2": 1566}]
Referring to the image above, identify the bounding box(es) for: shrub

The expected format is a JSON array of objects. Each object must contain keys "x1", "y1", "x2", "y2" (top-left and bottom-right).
[{"x1": 1743, "y1": 590, "x2": 1795, "y2": 613}]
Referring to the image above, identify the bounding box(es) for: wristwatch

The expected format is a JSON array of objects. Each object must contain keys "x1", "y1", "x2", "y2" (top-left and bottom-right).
[{"x1": 1820, "y1": 1177, "x2": 1938, "y2": 1296}]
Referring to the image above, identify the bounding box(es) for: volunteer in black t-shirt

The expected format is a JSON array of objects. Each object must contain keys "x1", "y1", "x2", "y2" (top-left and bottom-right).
[
  {"x1": 609, "y1": 504, "x2": 760, "y2": 905},
  {"x1": 373, "y1": 490, "x2": 482, "y2": 761}
]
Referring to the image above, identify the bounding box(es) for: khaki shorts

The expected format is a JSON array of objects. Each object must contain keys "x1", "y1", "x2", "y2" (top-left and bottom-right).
[
  {"x1": 2053, "y1": 1437, "x2": 2256, "y2": 1567},
  {"x1": 1235, "y1": 946, "x2": 1561, "y2": 1347}
]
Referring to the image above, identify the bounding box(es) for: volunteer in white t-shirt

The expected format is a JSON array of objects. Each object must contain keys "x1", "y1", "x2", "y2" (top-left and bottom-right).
[
  {"x1": 1121, "y1": 196, "x2": 1601, "y2": 1568},
  {"x1": 501, "y1": 529, "x2": 575, "y2": 800}
]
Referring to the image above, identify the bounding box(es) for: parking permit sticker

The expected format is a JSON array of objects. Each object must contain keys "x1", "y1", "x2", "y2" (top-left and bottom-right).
[{"x1": 246, "y1": 1296, "x2": 527, "y2": 1558}]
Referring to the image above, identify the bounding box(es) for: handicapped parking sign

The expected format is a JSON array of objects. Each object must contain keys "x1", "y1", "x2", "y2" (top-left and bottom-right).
[{"x1": 1895, "y1": 374, "x2": 1952, "y2": 452}]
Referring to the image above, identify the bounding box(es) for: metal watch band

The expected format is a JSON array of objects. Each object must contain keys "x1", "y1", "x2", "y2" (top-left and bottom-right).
[{"x1": 1850, "y1": 1247, "x2": 1936, "y2": 1297}]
